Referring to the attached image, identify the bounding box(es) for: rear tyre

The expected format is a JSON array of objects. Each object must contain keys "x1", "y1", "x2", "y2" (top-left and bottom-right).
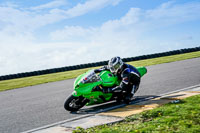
[{"x1": 64, "y1": 95, "x2": 88, "y2": 112}]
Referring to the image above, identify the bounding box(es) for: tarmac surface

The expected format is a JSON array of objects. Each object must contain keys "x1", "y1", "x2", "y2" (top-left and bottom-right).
[
  {"x1": 0, "y1": 57, "x2": 200, "y2": 133},
  {"x1": 28, "y1": 86, "x2": 200, "y2": 133}
]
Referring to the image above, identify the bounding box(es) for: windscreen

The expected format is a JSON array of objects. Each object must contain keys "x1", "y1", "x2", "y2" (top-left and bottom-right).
[{"x1": 81, "y1": 71, "x2": 100, "y2": 83}]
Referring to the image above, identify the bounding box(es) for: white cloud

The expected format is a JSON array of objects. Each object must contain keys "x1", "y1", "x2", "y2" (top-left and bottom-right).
[
  {"x1": 0, "y1": 42, "x2": 90, "y2": 75},
  {"x1": 0, "y1": 7, "x2": 67, "y2": 33},
  {"x1": 0, "y1": 0, "x2": 123, "y2": 40},
  {"x1": 0, "y1": 1, "x2": 200, "y2": 75},
  {"x1": 50, "y1": 1, "x2": 200, "y2": 59},
  {"x1": 65, "y1": 0, "x2": 122, "y2": 17},
  {"x1": 146, "y1": 1, "x2": 200, "y2": 25},
  {"x1": 30, "y1": 0, "x2": 68, "y2": 10},
  {"x1": 0, "y1": 0, "x2": 125, "y2": 75},
  {"x1": 50, "y1": 26, "x2": 97, "y2": 41}
]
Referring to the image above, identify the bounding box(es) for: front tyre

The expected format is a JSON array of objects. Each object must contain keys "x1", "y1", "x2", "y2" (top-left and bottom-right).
[{"x1": 64, "y1": 95, "x2": 88, "y2": 111}]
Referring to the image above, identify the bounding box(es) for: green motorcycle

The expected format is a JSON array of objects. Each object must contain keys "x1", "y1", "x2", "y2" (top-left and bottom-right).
[{"x1": 64, "y1": 66, "x2": 147, "y2": 111}]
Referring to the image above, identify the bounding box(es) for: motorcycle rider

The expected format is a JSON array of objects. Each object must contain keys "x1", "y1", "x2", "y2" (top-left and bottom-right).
[{"x1": 94, "y1": 56, "x2": 141, "y2": 104}]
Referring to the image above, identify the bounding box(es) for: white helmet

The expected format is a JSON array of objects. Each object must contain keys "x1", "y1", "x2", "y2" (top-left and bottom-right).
[{"x1": 108, "y1": 56, "x2": 124, "y2": 74}]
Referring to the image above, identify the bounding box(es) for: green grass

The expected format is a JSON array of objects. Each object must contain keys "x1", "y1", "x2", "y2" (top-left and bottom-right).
[
  {"x1": 0, "y1": 51, "x2": 200, "y2": 92},
  {"x1": 73, "y1": 94, "x2": 200, "y2": 133}
]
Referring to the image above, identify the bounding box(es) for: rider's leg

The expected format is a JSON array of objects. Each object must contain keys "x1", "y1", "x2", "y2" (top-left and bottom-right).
[{"x1": 124, "y1": 77, "x2": 141, "y2": 104}]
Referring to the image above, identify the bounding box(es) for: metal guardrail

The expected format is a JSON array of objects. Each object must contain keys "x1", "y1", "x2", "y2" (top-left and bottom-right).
[{"x1": 0, "y1": 46, "x2": 200, "y2": 81}]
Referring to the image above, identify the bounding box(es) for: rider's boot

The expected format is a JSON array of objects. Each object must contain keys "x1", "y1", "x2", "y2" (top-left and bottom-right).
[
  {"x1": 124, "y1": 85, "x2": 137, "y2": 104},
  {"x1": 124, "y1": 93, "x2": 133, "y2": 104}
]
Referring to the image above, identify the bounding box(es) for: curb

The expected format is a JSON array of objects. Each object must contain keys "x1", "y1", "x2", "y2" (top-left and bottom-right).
[{"x1": 23, "y1": 84, "x2": 200, "y2": 133}]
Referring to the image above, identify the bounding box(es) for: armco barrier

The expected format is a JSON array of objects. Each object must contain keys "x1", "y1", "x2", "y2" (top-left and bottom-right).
[{"x1": 0, "y1": 46, "x2": 199, "y2": 81}]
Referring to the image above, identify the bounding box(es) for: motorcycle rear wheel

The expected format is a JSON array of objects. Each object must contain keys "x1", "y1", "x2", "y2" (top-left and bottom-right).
[{"x1": 64, "y1": 95, "x2": 88, "y2": 111}]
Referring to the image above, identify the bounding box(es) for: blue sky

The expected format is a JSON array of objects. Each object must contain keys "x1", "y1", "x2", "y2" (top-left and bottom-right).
[{"x1": 0, "y1": 0, "x2": 200, "y2": 76}]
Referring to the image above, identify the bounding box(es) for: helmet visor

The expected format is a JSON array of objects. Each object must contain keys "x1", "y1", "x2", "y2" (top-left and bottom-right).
[{"x1": 109, "y1": 62, "x2": 121, "y2": 73}]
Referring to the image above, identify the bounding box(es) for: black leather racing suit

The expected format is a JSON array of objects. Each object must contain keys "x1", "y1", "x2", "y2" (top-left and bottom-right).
[{"x1": 94, "y1": 63, "x2": 141, "y2": 96}]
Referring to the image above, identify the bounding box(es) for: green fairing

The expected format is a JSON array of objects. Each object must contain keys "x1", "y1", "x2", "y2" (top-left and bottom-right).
[
  {"x1": 137, "y1": 66, "x2": 147, "y2": 77},
  {"x1": 72, "y1": 67, "x2": 147, "y2": 106},
  {"x1": 100, "y1": 70, "x2": 119, "y2": 87}
]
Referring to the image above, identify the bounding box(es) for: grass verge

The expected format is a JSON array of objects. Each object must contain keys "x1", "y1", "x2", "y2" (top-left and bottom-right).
[
  {"x1": 0, "y1": 51, "x2": 200, "y2": 92},
  {"x1": 73, "y1": 94, "x2": 200, "y2": 133}
]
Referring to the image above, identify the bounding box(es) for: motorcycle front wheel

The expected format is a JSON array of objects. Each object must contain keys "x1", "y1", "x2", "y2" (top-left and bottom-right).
[{"x1": 64, "y1": 95, "x2": 88, "y2": 112}]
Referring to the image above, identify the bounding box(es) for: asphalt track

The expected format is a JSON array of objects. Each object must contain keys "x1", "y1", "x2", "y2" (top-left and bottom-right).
[{"x1": 0, "y1": 58, "x2": 200, "y2": 133}]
